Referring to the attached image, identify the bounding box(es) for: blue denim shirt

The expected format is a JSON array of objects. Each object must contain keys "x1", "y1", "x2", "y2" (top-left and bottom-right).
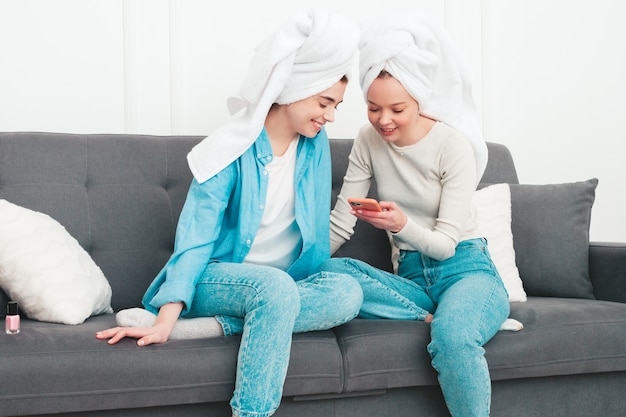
[{"x1": 142, "y1": 128, "x2": 332, "y2": 315}]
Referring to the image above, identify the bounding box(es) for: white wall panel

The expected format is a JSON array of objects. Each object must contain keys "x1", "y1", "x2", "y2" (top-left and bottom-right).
[
  {"x1": 482, "y1": 0, "x2": 626, "y2": 241},
  {"x1": 0, "y1": 0, "x2": 125, "y2": 133},
  {"x1": 442, "y1": 0, "x2": 484, "y2": 123},
  {"x1": 123, "y1": 0, "x2": 171, "y2": 134}
]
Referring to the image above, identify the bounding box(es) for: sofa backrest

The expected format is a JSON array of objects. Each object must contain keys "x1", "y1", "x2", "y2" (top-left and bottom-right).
[
  {"x1": 0, "y1": 133, "x2": 518, "y2": 311},
  {"x1": 0, "y1": 132, "x2": 202, "y2": 311}
]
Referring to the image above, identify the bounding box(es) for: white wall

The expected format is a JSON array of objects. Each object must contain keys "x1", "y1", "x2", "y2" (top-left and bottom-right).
[{"x1": 1, "y1": 0, "x2": 624, "y2": 242}]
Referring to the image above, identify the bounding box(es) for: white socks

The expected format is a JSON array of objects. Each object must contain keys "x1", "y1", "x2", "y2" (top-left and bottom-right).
[
  {"x1": 116, "y1": 308, "x2": 224, "y2": 339},
  {"x1": 499, "y1": 317, "x2": 524, "y2": 331}
]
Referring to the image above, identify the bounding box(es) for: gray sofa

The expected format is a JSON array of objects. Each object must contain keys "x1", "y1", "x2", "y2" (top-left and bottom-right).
[{"x1": 1, "y1": 131, "x2": 625, "y2": 417}]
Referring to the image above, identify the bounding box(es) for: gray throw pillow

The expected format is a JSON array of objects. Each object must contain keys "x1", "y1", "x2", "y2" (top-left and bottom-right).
[{"x1": 509, "y1": 178, "x2": 598, "y2": 299}]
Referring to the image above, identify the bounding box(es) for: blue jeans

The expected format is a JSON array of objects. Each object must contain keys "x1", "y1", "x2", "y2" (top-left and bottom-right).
[
  {"x1": 321, "y1": 238, "x2": 509, "y2": 417},
  {"x1": 185, "y1": 262, "x2": 363, "y2": 417}
]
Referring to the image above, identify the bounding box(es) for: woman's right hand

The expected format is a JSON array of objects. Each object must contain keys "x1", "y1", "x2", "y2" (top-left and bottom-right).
[
  {"x1": 96, "y1": 301, "x2": 184, "y2": 346},
  {"x1": 352, "y1": 201, "x2": 408, "y2": 233},
  {"x1": 96, "y1": 324, "x2": 172, "y2": 346}
]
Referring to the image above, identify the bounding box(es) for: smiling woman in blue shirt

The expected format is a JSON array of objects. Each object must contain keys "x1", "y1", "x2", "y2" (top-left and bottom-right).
[{"x1": 96, "y1": 8, "x2": 362, "y2": 417}]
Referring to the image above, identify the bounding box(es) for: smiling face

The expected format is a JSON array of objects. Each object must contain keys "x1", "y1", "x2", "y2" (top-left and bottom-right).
[
  {"x1": 366, "y1": 74, "x2": 422, "y2": 147},
  {"x1": 284, "y1": 79, "x2": 348, "y2": 138}
]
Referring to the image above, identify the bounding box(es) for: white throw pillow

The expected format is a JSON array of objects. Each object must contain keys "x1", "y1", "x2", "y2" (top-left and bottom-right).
[
  {"x1": 388, "y1": 183, "x2": 526, "y2": 302},
  {"x1": 472, "y1": 184, "x2": 527, "y2": 302},
  {"x1": 0, "y1": 199, "x2": 113, "y2": 325}
]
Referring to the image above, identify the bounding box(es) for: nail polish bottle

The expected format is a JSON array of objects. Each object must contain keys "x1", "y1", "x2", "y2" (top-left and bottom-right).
[{"x1": 5, "y1": 301, "x2": 20, "y2": 334}]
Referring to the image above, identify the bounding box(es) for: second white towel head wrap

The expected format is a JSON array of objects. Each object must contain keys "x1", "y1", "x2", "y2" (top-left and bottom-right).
[{"x1": 359, "y1": 12, "x2": 487, "y2": 183}]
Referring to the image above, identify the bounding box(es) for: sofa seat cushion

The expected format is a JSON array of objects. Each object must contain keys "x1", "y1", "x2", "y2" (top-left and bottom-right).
[
  {"x1": 0, "y1": 315, "x2": 344, "y2": 416},
  {"x1": 489, "y1": 297, "x2": 626, "y2": 379},
  {"x1": 334, "y1": 319, "x2": 438, "y2": 393},
  {"x1": 334, "y1": 297, "x2": 626, "y2": 393}
]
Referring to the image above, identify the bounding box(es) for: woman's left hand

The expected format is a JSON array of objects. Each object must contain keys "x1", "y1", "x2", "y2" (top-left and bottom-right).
[{"x1": 351, "y1": 201, "x2": 407, "y2": 233}]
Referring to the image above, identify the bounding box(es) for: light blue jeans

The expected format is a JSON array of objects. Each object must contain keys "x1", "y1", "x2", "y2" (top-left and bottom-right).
[
  {"x1": 321, "y1": 238, "x2": 509, "y2": 417},
  {"x1": 185, "y1": 262, "x2": 363, "y2": 417}
]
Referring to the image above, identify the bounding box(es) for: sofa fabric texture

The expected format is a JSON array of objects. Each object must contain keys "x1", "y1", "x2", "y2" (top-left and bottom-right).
[{"x1": 1, "y1": 132, "x2": 626, "y2": 417}]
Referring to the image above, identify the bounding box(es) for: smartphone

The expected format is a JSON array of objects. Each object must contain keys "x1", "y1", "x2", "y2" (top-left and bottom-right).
[{"x1": 348, "y1": 197, "x2": 382, "y2": 212}]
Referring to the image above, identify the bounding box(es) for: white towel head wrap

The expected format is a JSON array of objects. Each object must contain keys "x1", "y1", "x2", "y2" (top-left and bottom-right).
[
  {"x1": 359, "y1": 12, "x2": 487, "y2": 182},
  {"x1": 187, "y1": 8, "x2": 359, "y2": 183}
]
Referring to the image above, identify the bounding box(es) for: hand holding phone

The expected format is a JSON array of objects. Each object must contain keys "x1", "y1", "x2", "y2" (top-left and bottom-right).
[{"x1": 348, "y1": 197, "x2": 382, "y2": 212}]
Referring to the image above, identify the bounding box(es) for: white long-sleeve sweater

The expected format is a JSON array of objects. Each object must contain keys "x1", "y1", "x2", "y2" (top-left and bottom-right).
[{"x1": 330, "y1": 122, "x2": 481, "y2": 261}]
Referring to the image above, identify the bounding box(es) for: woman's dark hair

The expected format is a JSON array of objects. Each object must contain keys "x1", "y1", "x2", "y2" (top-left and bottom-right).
[{"x1": 377, "y1": 69, "x2": 393, "y2": 79}]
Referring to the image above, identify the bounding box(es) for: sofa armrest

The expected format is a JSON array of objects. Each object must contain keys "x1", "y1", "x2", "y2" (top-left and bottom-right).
[{"x1": 589, "y1": 242, "x2": 626, "y2": 303}]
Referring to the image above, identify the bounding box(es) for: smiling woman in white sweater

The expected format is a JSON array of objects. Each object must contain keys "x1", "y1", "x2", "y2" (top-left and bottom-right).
[{"x1": 321, "y1": 12, "x2": 509, "y2": 417}]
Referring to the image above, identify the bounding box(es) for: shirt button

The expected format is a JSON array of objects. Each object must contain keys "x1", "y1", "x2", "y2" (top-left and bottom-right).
[
  {"x1": 245, "y1": 239, "x2": 251, "y2": 245},
  {"x1": 267, "y1": 156, "x2": 272, "y2": 161},
  {"x1": 259, "y1": 205, "x2": 264, "y2": 209},
  {"x1": 263, "y1": 170, "x2": 268, "y2": 175}
]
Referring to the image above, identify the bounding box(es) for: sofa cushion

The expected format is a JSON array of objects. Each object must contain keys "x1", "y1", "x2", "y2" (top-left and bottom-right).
[
  {"x1": 333, "y1": 319, "x2": 438, "y2": 392},
  {"x1": 0, "y1": 315, "x2": 344, "y2": 416},
  {"x1": 489, "y1": 297, "x2": 626, "y2": 379},
  {"x1": 0, "y1": 199, "x2": 113, "y2": 325},
  {"x1": 334, "y1": 297, "x2": 626, "y2": 393},
  {"x1": 509, "y1": 179, "x2": 598, "y2": 299},
  {"x1": 0, "y1": 132, "x2": 204, "y2": 312}
]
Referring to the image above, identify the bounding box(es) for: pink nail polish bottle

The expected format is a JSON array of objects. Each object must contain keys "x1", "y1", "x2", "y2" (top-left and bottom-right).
[{"x1": 5, "y1": 301, "x2": 20, "y2": 334}]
